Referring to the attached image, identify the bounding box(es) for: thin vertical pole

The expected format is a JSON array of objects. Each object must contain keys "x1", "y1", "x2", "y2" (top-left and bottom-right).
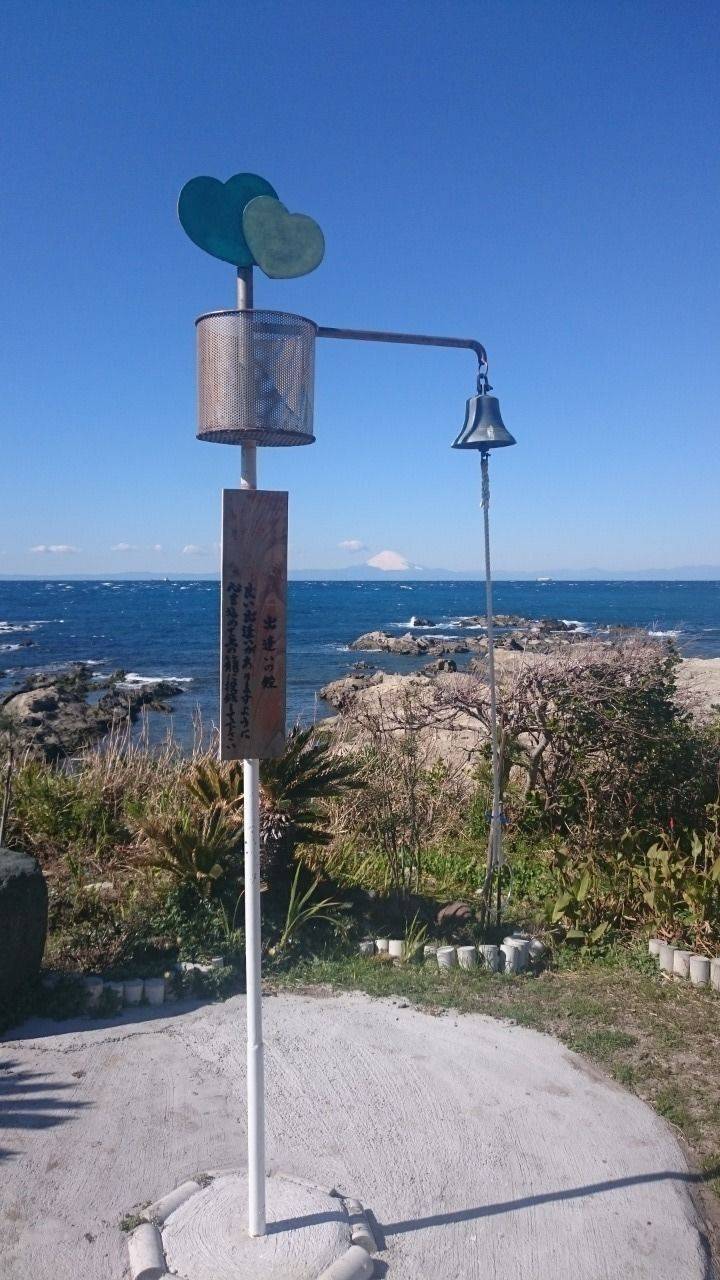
[
  {"x1": 236, "y1": 263, "x2": 266, "y2": 1238},
  {"x1": 481, "y1": 449, "x2": 503, "y2": 916},
  {"x1": 238, "y1": 267, "x2": 257, "y2": 495},
  {"x1": 243, "y1": 753, "x2": 265, "y2": 1236}
]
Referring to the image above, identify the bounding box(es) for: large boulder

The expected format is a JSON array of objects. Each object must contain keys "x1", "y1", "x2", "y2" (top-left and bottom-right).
[
  {"x1": 421, "y1": 658, "x2": 457, "y2": 674},
  {"x1": 0, "y1": 849, "x2": 48, "y2": 994},
  {"x1": 319, "y1": 672, "x2": 383, "y2": 711},
  {"x1": 349, "y1": 630, "x2": 395, "y2": 651},
  {"x1": 329, "y1": 671, "x2": 488, "y2": 772}
]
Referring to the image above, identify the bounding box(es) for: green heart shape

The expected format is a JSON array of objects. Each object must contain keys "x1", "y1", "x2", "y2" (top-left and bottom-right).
[
  {"x1": 242, "y1": 196, "x2": 325, "y2": 279},
  {"x1": 178, "y1": 173, "x2": 279, "y2": 267}
]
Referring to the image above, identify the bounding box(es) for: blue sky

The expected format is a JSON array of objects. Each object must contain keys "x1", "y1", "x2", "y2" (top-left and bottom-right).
[{"x1": 1, "y1": 0, "x2": 718, "y2": 577}]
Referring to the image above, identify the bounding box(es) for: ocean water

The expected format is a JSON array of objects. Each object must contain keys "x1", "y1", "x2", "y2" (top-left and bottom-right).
[{"x1": 1, "y1": 579, "x2": 718, "y2": 747}]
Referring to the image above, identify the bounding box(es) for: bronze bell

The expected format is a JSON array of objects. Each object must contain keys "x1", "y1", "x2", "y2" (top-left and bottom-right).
[{"x1": 452, "y1": 393, "x2": 516, "y2": 450}]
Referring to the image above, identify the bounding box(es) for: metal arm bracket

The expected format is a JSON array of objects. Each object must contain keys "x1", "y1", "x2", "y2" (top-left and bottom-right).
[{"x1": 316, "y1": 324, "x2": 489, "y2": 386}]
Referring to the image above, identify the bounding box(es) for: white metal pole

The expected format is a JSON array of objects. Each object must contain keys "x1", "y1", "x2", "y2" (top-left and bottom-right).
[
  {"x1": 237, "y1": 264, "x2": 266, "y2": 1238},
  {"x1": 243, "y1": 753, "x2": 265, "y2": 1236},
  {"x1": 481, "y1": 450, "x2": 503, "y2": 880}
]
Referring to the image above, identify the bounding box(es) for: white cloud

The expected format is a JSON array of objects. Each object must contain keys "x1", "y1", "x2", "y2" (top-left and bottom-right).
[
  {"x1": 182, "y1": 544, "x2": 210, "y2": 556},
  {"x1": 366, "y1": 549, "x2": 411, "y2": 571},
  {"x1": 339, "y1": 539, "x2": 367, "y2": 553},
  {"x1": 110, "y1": 542, "x2": 139, "y2": 552},
  {"x1": 150, "y1": 544, "x2": 163, "y2": 552},
  {"x1": 30, "y1": 544, "x2": 80, "y2": 555}
]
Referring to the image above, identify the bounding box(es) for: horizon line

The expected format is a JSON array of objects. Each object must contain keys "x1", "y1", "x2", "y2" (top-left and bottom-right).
[{"x1": 2, "y1": 572, "x2": 720, "y2": 583}]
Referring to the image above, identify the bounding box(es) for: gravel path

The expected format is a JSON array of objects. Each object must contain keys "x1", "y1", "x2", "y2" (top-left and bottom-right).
[{"x1": 0, "y1": 990, "x2": 713, "y2": 1279}]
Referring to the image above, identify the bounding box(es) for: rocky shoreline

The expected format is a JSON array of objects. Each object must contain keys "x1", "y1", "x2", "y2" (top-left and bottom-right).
[
  {"x1": 0, "y1": 665, "x2": 185, "y2": 759},
  {"x1": 320, "y1": 620, "x2": 720, "y2": 771},
  {"x1": 348, "y1": 615, "x2": 584, "y2": 658},
  {"x1": 323, "y1": 615, "x2": 642, "y2": 715},
  {"x1": 2, "y1": 614, "x2": 719, "y2": 764}
]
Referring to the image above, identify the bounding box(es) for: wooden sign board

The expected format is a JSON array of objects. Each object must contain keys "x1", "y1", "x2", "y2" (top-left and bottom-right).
[{"x1": 220, "y1": 489, "x2": 287, "y2": 760}]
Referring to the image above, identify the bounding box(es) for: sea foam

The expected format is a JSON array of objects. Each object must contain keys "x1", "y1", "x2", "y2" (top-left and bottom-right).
[{"x1": 118, "y1": 673, "x2": 194, "y2": 687}]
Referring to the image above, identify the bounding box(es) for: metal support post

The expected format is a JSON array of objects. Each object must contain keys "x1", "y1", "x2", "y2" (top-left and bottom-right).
[
  {"x1": 237, "y1": 263, "x2": 266, "y2": 1238},
  {"x1": 243, "y1": 751, "x2": 265, "y2": 1236}
]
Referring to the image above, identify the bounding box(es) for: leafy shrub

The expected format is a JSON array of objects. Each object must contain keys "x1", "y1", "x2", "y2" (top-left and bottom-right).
[
  {"x1": 150, "y1": 883, "x2": 245, "y2": 962},
  {"x1": 540, "y1": 646, "x2": 716, "y2": 845},
  {"x1": 632, "y1": 809, "x2": 720, "y2": 951},
  {"x1": 549, "y1": 804, "x2": 720, "y2": 951},
  {"x1": 10, "y1": 761, "x2": 129, "y2": 868},
  {"x1": 436, "y1": 637, "x2": 719, "y2": 850},
  {"x1": 38, "y1": 973, "x2": 89, "y2": 1020},
  {"x1": 45, "y1": 879, "x2": 169, "y2": 972},
  {"x1": 175, "y1": 964, "x2": 240, "y2": 1001}
]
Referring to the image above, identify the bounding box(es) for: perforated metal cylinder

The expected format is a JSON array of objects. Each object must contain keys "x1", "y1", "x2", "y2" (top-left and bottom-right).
[{"x1": 195, "y1": 309, "x2": 317, "y2": 446}]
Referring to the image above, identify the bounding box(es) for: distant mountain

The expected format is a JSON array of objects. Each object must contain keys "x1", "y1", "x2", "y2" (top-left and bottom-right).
[
  {"x1": 1, "y1": 566, "x2": 719, "y2": 582},
  {"x1": 289, "y1": 565, "x2": 434, "y2": 581}
]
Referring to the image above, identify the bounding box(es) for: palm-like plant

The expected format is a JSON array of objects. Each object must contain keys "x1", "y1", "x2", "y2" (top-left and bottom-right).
[
  {"x1": 135, "y1": 802, "x2": 242, "y2": 897},
  {"x1": 184, "y1": 759, "x2": 243, "y2": 811},
  {"x1": 258, "y1": 726, "x2": 360, "y2": 880},
  {"x1": 182, "y1": 727, "x2": 360, "y2": 882}
]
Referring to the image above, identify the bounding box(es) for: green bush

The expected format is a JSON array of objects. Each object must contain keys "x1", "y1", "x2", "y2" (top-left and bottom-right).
[
  {"x1": 549, "y1": 804, "x2": 720, "y2": 951},
  {"x1": 150, "y1": 883, "x2": 245, "y2": 962},
  {"x1": 532, "y1": 644, "x2": 718, "y2": 844}
]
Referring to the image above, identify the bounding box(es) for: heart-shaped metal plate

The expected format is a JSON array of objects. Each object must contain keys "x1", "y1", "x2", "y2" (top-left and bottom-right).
[
  {"x1": 178, "y1": 173, "x2": 279, "y2": 267},
  {"x1": 242, "y1": 196, "x2": 325, "y2": 279}
]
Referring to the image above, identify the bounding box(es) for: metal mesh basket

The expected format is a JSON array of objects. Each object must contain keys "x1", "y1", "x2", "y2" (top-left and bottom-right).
[{"x1": 195, "y1": 309, "x2": 317, "y2": 446}]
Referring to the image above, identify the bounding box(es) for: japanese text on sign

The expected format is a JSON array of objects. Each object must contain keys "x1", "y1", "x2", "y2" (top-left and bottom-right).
[{"x1": 220, "y1": 489, "x2": 287, "y2": 760}]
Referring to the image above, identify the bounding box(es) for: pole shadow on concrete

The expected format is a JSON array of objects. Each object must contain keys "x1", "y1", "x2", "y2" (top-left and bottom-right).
[
  {"x1": 375, "y1": 1165, "x2": 720, "y2": 1238},
  {"x1": 266, "y1": 1209, "x2": 348, "y2": 1235}
]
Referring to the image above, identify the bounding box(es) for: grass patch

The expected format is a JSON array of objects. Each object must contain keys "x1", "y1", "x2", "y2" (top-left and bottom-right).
[
  {"x1": 567, "y1": 1027, "x2": 637, "y2": 1059},
  {"x1": 655, "y1": 1086, "x2": 698, "y2": 1135},
  {"x1": 119, "y1": 1211, "x2": 145, "y2": 1233}
]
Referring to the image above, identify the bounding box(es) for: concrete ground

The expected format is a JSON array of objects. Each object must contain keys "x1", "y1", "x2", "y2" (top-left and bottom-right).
[
  {"x1": 0, "y1": 990, "x2": 713, "y2": 1279},
  {"x1": 163, "y1": 1172, "x2": 352, "y2": 1279}
]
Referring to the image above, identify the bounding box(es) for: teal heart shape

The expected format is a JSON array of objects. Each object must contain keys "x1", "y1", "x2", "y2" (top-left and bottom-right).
[
  {"x1": 178, "y1": 173, "x2": 278, "y2": 267},
  {"x1": 242, "y1": 196, "x2": 325, "y2": 279}
]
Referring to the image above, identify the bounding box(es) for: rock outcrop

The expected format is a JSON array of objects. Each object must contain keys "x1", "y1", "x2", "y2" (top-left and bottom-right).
[
  {"x1": 349, "y1": 630, "x2": 487, "y2": 656},
  {"x1": 319, "y1": 671, "x2": 383, "y2": 712},
  {"x1": 421, "y1": 658, "x2": 458, "y2": 674},
  {"x1": 321, "y1": 637, "x2": 717, "y2": 774},
  {"x1": 321, "y1": 669, "x2": 488, "y2": 770},
  {"x1": 0, "y1": 666, "x2": 185, "y2": 760},
  {"x1": 349, "y1": 617, "x2": 584, "y2": 659}
]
